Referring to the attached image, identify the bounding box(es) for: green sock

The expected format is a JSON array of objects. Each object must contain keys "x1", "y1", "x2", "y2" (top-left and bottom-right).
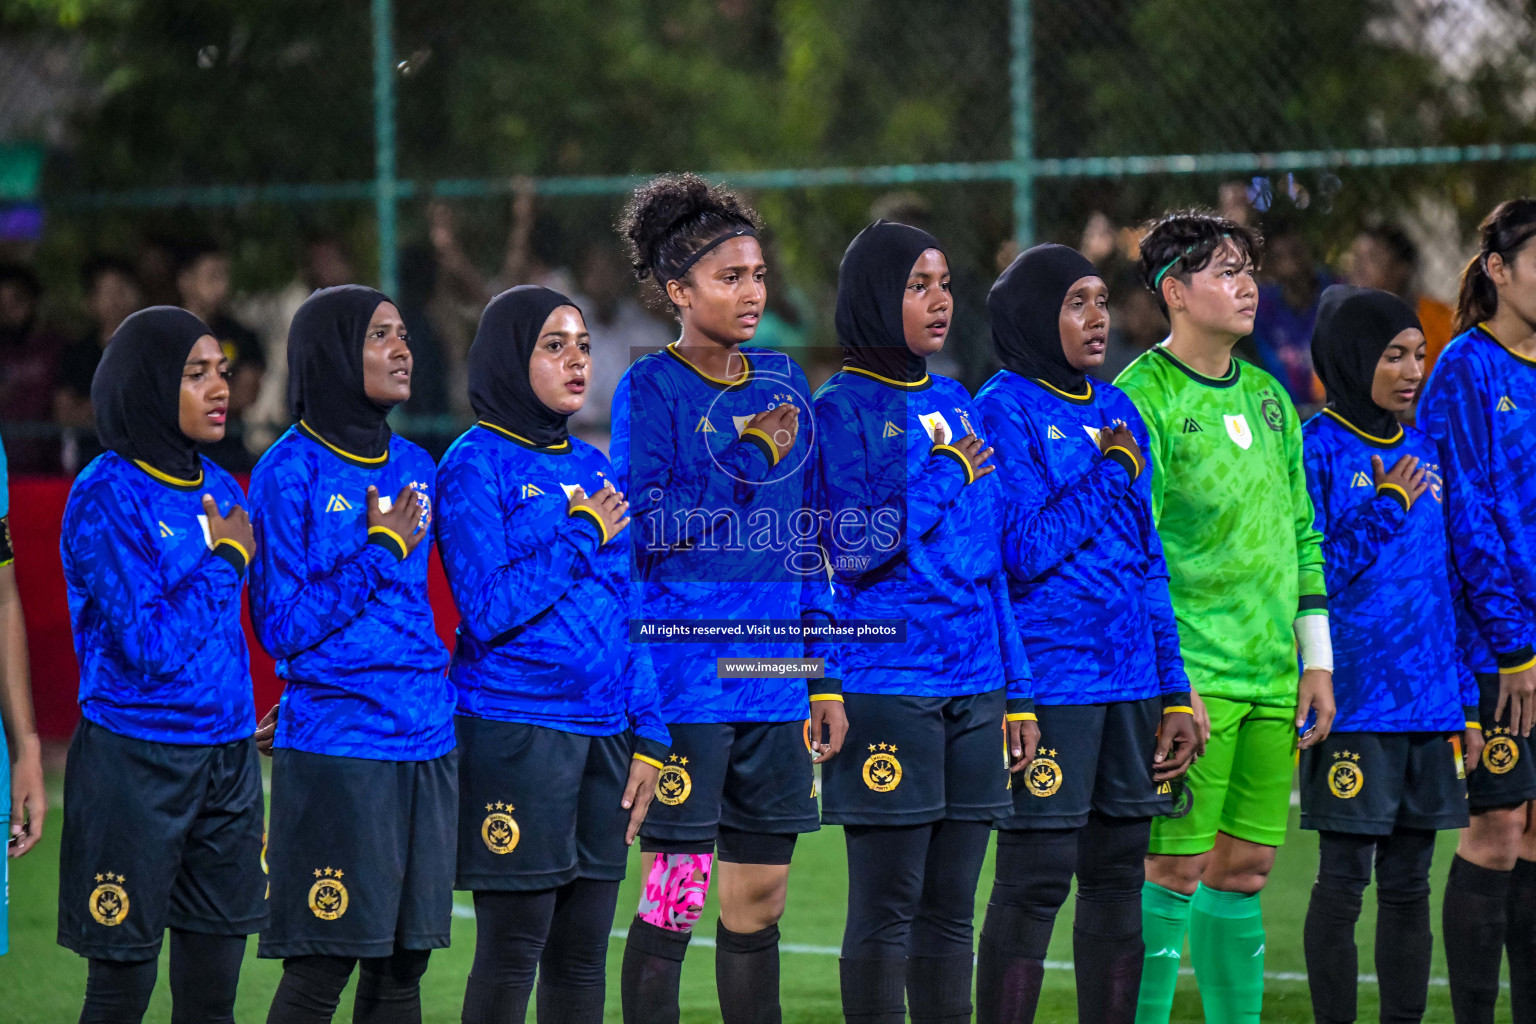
[
  {"x1": 1134, "y1": 881, "x2": 1193, "y2": 1024},
  {"x1": 1189, "y1": 884, "x2": 1265, "y2": 1024}
]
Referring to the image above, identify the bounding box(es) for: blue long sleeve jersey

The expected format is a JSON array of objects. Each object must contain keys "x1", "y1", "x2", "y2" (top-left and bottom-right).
[
  {"x1": 62, "y1": 453, "x2": 255, "y2": 745},
  {"x1": 248, "y1": 424, "x2": 453, "y2": 760},
  {"x1": 814, "y1": 368, "x2": 1031, "y2": 702},
  {"x1": 611, "y1": 343, "x2": 837, "y2": 724},
  {"x1": 436, "y1": 423, "x2": 669, "y2": 757},
  {"x1": 974, "y1": 371, "x2": 1189, "y2": 706},
  {"x1": 1419, "y1": 325, "x2": 1536, "y2": 675},
  {"x1": 1303, "y1": 411, "x2": 1477, "y2": 732}
]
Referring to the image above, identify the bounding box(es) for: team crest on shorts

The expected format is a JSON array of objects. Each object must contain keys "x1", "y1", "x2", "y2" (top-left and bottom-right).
[
  {"x1": 482, "y1": 802, "x2": 521, "y2": 855},
  {"x1": 88, "y1": 872, "x2": 130, "y2": 926},
  {"x1": 863, "y1": 743, "x2": 903, "y2": 792},
  {"x1": 308, "y1": 867, "x2": 349, "y2": 921},
  {"x1": 657, "y1": 754, "x2": 692, "y2": 806},
  {"x1": 1483, "y1": 728, "x2": 1520, "y2": 775},
  {"x1": 1329, "y1": 750, "x2": 1364, "y2": 799},
  {"x1": 1165, "y1": 781, "x2": 1194, "y2": 819},
  {"x1": 1025, "y1": 749, "x2": 1063, "y2": 798}
]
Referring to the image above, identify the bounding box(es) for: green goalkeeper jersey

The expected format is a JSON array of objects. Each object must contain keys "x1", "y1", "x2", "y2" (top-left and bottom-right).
[{"x1": 1115, "y1": 345, "x2": 1326, "y2": 706}]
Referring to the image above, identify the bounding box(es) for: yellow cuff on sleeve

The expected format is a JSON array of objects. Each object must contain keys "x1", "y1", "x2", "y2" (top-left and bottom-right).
[
  {"x1": 1162, "y1": 706, "x2": 1195, "y2": 716},
  {"x1": 632, "y1": 753, "x2": 665, "y2": 770},
  {"x1": 1005, "y1": 712, "x2": 1038, "y2": 722},
  {"x1": 809, "y1": 693, "x2": 844, "y2": 703}
]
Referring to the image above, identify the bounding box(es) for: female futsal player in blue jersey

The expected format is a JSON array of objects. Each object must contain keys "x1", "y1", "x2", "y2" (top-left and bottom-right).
[
  {"x1": 250, "y1": 286, "x2": 455, "y2": 1024},
  {"x1": 612, "y1": 173, "x2": 846, "y2": 1024},
  {"x1": 59, "y1": 307, "x2": 264, "y2": 1023},
  {"x1": 436, "y1": 285, "x2": 670, "y2": 1024},
  {"x1": 815, "y1": 220, "x2": 1032, "y2": 1024},
  {"x1": 1419, "y1": 198, "x2": 1536, "y2": 1024}
]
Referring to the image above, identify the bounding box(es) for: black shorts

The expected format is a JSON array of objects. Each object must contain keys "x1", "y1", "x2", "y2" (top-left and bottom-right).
[
  {"x1": 260, "y1": 747, "x2": 458, "y2": 960},
  {"x1": 821, "y1": 690, "x2": 1010, "y2": 826},
  {"x1": 57, "y1": 719, "x2": 267, "y2": 960},
  {"x1": 996, "y1": 697, "x2": 1170, "y2": 830},
  {"x1": 1299, "y1": 730, "x2": 1469, "y2": 834},
  {"x1": 638, "y1": 720, "x2": 818, "y2": 855},
  {"x1": 455, "y1": 716, "x2": 631, "y2": 892},
  {"x1": 1468, "y1": 674, "x2": 1536, "y2": 812}
]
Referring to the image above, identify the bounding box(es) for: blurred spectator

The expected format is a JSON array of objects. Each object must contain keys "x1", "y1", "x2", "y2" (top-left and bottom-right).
[
  {"x1": 498, "y1": 185, "x2": 576, "y2": 295},
  {"x1": 176, "y1": 240, "x2": 266, "y2": 471},
  {"x1": 1091, "y1": 265, "x2": 1167, "y2": 383},
  {"x1": 1219, "y1": 181, "x2": 1257, "y2": 228},
  {"x1": 396, "y1": 243, "x2": 452, "y2": 456},
  {"x1": 54, "y1": 257, "x2": 143, "y2": 474},
  {"x1": 1347, "y1": 223, "x2": 1455, "y2": 379},
  {"x1": 236, "y1": 233, "x2": 356, "y2": 450},
  {"x1": 567, "y1": 241, "x2": 674, "y2": 451},
  {"x1": 1251, "y1": 222, "x2": 1330, "y2": 407},
  {"x1": 0, "y1": 262, "x2": 62, "y2": 472},
  {"x1": 1080, "y1": 211, "x2": 1118, "y2": 267},
  {"x1": 135, "y1": 235, "x2": 181, "y2": 307}
]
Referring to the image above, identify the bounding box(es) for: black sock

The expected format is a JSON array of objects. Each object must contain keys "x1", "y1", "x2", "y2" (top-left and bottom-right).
[
  {"x1": 353, "y1": 947, "x2": 430, "y2": 1024},
  {"x1": 1306, "y1": 832, "x2": 1372, "y2": 1024},
  {"x1": 976, "y1": 829, "x2": 1074, "y2": 1024},
  {"x1": 168, "y1": 930, "x2": 246, "y2": 1024},
  {"x1": 79, "y1": 958, "x2": 157, "y2": 1024},
  {"x1": 463, "y1": 888, "x2": 557, "y2": 1024},
  {"x1": 1374, "y1": 829, "x2": 1436, "y2": 1024},
  {"x1": 905, "y1": 955, "x2": 975, "y2": 1024},
  {"x1": 715, "y1": 920, "x2": 781, "y2": 1024},
  {"x1": 1443, "y1": 854, "x2": 1512, "y2": 1024},
  {"x1": 1509, "y1": 858, "x2": 1536, "y2": 1024},
  {"x1": 838, "y1": 957, "x2": 907, "y2": 1024},
  {"x1": 620, "y1": 916, "x2": 690, "y2": 1024},
  {"x1": 535, "y1": 878, "x2": 621, "y2": 1024},
  {"x1": 906, "y1": 820, "x2": 990, "y2": 1024},
  {"x1": 266, "y1": 955, "x2": 356, "y2": 1024},
  {"x1": 1073, "y1": 813, "x2": 1150, "y2": 1024}
]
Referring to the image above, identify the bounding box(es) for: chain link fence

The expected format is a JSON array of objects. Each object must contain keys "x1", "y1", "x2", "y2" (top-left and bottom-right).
[{"x1": 2, "y1": 0, "x2": 1534, "y2": 463}]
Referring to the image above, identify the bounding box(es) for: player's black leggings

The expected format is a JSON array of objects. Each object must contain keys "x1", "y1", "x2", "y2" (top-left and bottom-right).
[
  {"x1": 265, "y1": 945, "x2": 431, "y2": 1024},
  {"x1": 1304, "y1": 828, "x2": 1437, "y2": 1024},
  {"x1": 840, "y1": 819, "x2": 992, "y2": 1023},
  {"x1": 977, "y1": 813, "x2": 1149, "y2": 1024},
  {"x1": 79, "y1": 930, "x2": 246, "y2": 1024},
  {"x1": 463, "y1": 878, "x2": 620, "y2": 1024}
]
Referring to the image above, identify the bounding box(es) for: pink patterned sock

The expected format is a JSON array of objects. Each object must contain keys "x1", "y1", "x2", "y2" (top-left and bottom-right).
[{"x1": 637, "y1": 853, "x2": 714, "y2": 931}]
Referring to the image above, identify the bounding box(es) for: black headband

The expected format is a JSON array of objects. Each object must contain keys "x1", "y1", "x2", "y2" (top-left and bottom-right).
[{"x1": 666, "y1": 228, "x2": 757, "y2": 282}]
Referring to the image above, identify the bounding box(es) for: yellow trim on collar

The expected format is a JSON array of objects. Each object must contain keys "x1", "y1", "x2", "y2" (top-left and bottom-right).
[
  {"x1": 1321, "y1": 408, "x2": 1404, "y2": 446},
  {"x1": 133, "y1": 459, "x2": 204, "y2": 489},
  {"x1": 843, "y1": 365, "x2": 932, "y2": 389},
  {"x1": 299, "y1": 420, "x2": 389, "y2": 464}
]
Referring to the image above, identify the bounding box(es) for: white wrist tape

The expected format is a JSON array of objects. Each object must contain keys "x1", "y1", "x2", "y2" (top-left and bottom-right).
[{"x1": 1295, "y1": 614, "x2": 1333, "y2": 673}]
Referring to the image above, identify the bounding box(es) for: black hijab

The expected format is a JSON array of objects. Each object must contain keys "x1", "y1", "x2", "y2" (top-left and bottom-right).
[
  {"x1": 287, "y1": 285, "x2": 395, "y2": 459},
  {"x1": 988, "y1": 243, "x2": 1102, "y2": 394},
  {"x1": 835, "y1": 220, "x2": 944, "y2": 383},
  {"x1": 93, "y1": 306, "x2": 210, "y2": 483},
  {"x1": 468, "y1": 285, "x2": 581, "y2": 447},
  {"x1": 1311, "y1": 284, "x2": 1422, "y2": 439}
]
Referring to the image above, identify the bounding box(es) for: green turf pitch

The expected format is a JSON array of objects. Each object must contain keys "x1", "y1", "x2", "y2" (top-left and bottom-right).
[{"x1": 1, "y1": 771, "x2": 1513, "y2": 1021}]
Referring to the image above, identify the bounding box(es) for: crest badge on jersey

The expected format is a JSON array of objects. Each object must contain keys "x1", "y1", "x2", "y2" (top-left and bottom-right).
[
  {"x1": 656, "y1": 754, "x2": 692, "y2": 805},
  {"x1": 1025, "y1": 749, "x2": 1064, "y2": 798},
  {"x1": 862, "y1": 743, "x2": 903, "y2": 792},
  {"x1": 918, "y1": 412, "x2": 953, "y2": 444},
  {"x1": 481, "y1": 801, "x2": 521, "y2": 855},
  {"x1": 1224, "y1": 413, "x2": 1253, "y2": 450}
]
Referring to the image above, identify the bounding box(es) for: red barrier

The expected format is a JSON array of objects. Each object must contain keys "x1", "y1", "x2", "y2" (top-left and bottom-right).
[{"x1": 13, "y1": 475, "x2": 461, "y2": 740}]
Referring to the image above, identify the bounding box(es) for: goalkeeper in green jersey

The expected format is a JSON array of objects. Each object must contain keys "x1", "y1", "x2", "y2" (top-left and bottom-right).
[{"x1": 1114, "y1": 211, "x2": 1336, "y2": 1024}]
